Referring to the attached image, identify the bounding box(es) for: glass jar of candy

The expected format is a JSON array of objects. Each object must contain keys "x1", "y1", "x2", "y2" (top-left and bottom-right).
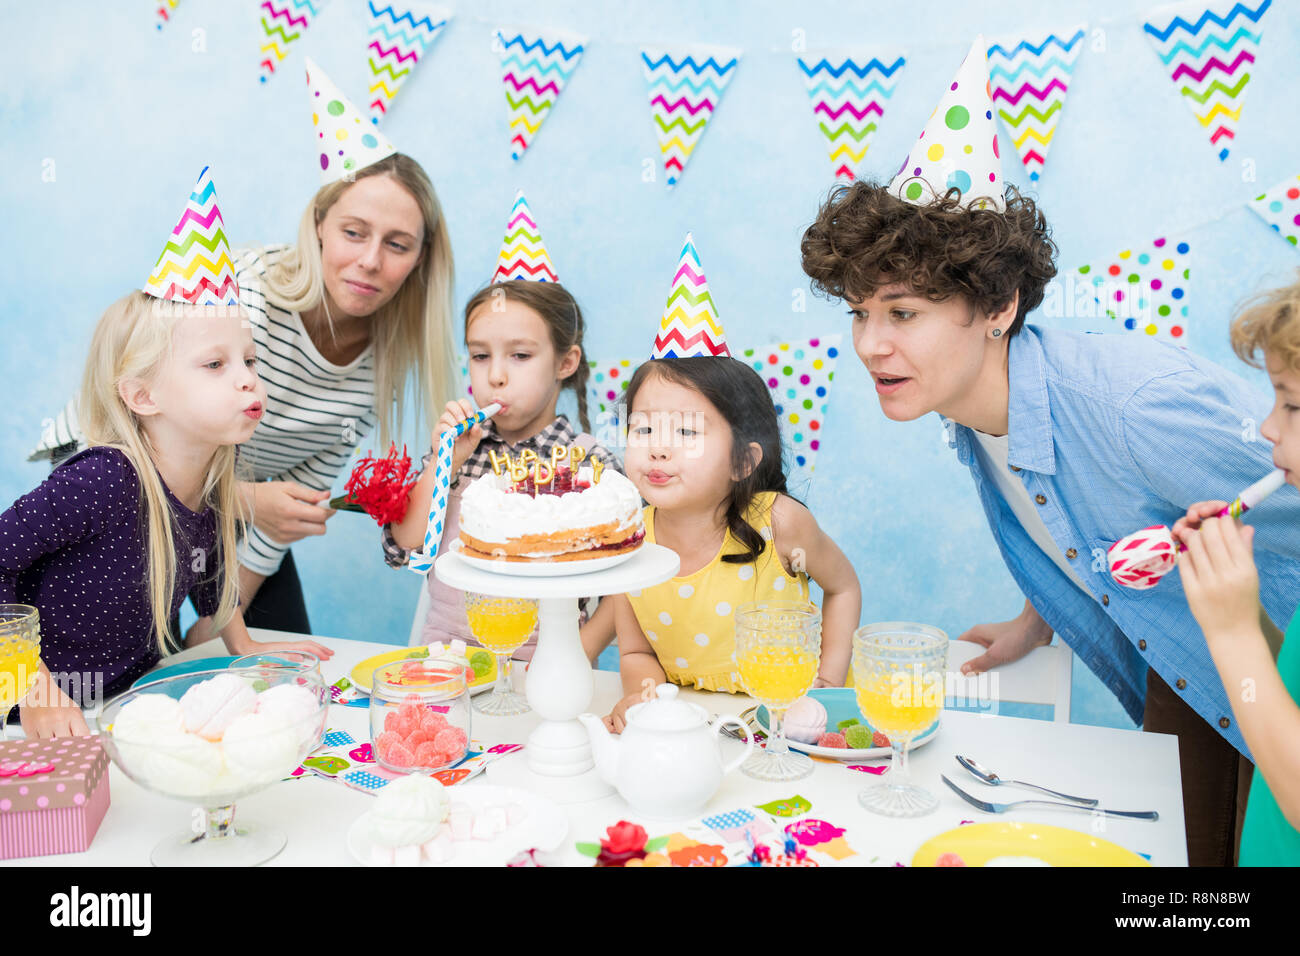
[{"x1": 369, "y1": 658, "x2": 471, "y2": 773}]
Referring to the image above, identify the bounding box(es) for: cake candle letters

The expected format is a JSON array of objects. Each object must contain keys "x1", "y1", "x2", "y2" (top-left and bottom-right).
[
  {"x1": 550, "y1": 444, "x2": 569, "y2": 474},
  {"x1": 591, "y1": 458, "x2": 605, "y2": 484},
  {"x1": 569, "y1": 446, "x2": 587, "y2": 472},
  {"x1": 488, "y1": 449, "x2": 512, "y2": 476},
  {"x1": 534, "y1": 461, "x2": 555, "y2": 490}
]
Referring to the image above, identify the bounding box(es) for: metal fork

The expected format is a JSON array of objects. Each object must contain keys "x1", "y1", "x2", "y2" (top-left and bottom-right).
[
  {"x1": 716, "y1": 705, "x2": 760, "y2": 740},
  {"x1": 940, "y1": 775, "x2": 1159, "y2": 821}
]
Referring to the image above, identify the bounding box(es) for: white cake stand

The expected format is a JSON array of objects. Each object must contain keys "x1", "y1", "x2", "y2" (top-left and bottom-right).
[{"x1": 434, "y1": 543, "x2": 679, "y2": 803}]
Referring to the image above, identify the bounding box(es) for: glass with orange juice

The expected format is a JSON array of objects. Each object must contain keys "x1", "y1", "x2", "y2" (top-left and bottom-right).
[
  {"x1": 464, "y1": 593, "x2": 537, "y2": 716},
  {"x1": 0, "y1": 605, "x2": 41, "y2": 738},
  {"x1": 853, "y1": 622, "x2": 948, "y2": 817}
]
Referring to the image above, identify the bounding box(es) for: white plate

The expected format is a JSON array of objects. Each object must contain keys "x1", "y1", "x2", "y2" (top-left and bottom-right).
[
  {"x1": 346, "y1": 783, "x2": 568, "y2": 867},
  {"x1": 448, "y1": 538, "x2": 642, "y2": 577},
  {"x1": 754, "y1": 688, "x2": 940, "y2": 761}
]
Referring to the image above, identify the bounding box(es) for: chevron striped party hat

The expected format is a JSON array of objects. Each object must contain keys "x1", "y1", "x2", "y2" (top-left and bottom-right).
[
  {"x1": 889, "y1": 35, "x2": 1006, "y2": 211},
  {"x1": 491, "y1": 191, "x2": 558, "y2": 283},
  {"x1": 306, "y1": 56, "x2": 397, "y2": 184},
  {"x1": 142, "y1": 166, "x2": 239, "y2": 306},
  {"x1": 652, "y1": 233, "x2": 729, "y2": 359}
]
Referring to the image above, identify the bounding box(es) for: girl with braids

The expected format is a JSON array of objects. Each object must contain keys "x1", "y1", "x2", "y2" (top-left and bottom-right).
[
  {"x1": 384, "y1": 280, "x2": 622, "y2": 659},
  {"x1": 602, "y1": 356, "x2": 860, "y2": 732}
]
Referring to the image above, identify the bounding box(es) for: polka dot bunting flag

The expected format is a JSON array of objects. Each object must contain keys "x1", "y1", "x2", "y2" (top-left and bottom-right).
[
  {"x1": 1247, "y1": 174, "x2": 1300, "y2": 248},
  {"x1": 1069, "y1": 237, "x2": 1192, "y2": 344},
  {"x1": 305, "y1": 56, "x2": 397, "y2": 185},
  {"x1": 587, "y1": 335, "x2": 842, "y2": 491},
  {"x1": 890, "y1": 35, "x2": 1006, "y2": 211}
]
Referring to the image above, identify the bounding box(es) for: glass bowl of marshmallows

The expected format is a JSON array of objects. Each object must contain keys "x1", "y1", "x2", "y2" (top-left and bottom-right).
[{"x1": 99, "y1": 666, "x2": 328, "y2": 866}]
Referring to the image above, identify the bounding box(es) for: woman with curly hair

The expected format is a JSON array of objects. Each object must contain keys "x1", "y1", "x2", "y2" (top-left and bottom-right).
[{"x1": 800, "y1": 41, "x2": 1300, "y2": 865}]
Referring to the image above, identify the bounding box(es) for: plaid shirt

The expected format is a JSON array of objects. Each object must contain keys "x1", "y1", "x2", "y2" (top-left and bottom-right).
[{"x1": 380, "y1": 414, "x2": 624, "y2": 567}]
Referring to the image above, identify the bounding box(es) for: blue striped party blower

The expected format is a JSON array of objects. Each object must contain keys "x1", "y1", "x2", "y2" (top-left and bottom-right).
[{"x1": 408, "y1": 402, "x2": 502, "y2": 575}]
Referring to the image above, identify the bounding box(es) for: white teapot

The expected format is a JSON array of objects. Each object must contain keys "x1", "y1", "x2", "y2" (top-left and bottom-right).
[{"x1": 578, "y1": 684, "x2": 754, "y2": 819}]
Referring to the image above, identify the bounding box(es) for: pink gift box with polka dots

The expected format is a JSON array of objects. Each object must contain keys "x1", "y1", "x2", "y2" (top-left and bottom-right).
[{"x1": 0, "y1": 735, "x2": 110, "y2": 860}]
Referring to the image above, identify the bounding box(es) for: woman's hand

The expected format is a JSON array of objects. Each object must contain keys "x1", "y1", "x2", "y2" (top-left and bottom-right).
[
  {"x1": 437, "y1": 399, "x2": 485, "y2": 477},
  {"x1": 1171, "y1": 500, "x2": 1230, "y2": 548},
  {"x1": 1177, "y1": 516, "x2": 1261, "y2": 645},
  {"x1": 249, "y1": 481, "x2": 334, "y2": 544},
  {"x1": 957, "y1": 600, "x2": 1054, "y2": 675}
]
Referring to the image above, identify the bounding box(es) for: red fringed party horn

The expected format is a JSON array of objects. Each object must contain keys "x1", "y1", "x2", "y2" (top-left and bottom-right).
[
  {"x1": 329, "y1": 444, "x2": 418, "y2": 526},
  {"x1": 1108, "y1": 469, "x2": 1287, "y2": 590}
]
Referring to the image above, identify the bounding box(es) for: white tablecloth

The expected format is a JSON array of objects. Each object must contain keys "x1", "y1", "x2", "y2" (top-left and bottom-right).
[{"x1": 21, "y1": 633, "x2": 1188, "y2": 866}]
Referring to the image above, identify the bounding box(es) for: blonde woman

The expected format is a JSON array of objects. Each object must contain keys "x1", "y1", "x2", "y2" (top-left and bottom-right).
[{"x1": 32, "y1": 153, "x2": 457, "y2": 637}]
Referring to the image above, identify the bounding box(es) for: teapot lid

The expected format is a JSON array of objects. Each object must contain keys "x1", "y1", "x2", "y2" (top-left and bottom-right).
[{"x1": 627, "y1": 683, "x2": 706, "y2": 731}]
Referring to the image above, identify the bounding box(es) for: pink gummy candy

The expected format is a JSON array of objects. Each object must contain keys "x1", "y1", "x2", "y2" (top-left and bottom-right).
[
  {"x1": 817, "y1": 732, "x2": 847, "y2": 748},
  {"x1": 414, "y1": 742, "x2": 443, "y2": 767},
  {"x1": 403, "y1": 693, "x2": 424, "y2": 707},
  {"x1": 434, "y1": 728, "x2": 467, "y2": 754},
  {"x1": 394, "y1": 714, "x2": 417, "y2": 737},
  {"x1": 421, "y1": 710, "x2": 448, "y2": 732},
  {"x1": 936, "y1": 852, "x2": 967, "y2": 867},
  {"x1": 386, "y1": 742, "x2": 415, "y2": 768},
  {"x1": 406, "y1": 729, "x2": 435, "y2": 748},
  {"x1": 375, "y1": 731, "x2": 401, "y2": 756},
  {"x1": 383, "y1": 711, "x2": 399, "y2": 732}
]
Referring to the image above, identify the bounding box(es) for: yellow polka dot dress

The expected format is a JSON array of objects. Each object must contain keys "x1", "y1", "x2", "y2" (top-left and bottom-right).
[{"x1": 627, "y1": 492, "x2": 810, "y2": 693}]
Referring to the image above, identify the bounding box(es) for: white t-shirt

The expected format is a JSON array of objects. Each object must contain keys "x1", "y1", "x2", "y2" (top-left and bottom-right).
[{"x1": 970, "y1": 429, "x2": 1090, "y2": 594}]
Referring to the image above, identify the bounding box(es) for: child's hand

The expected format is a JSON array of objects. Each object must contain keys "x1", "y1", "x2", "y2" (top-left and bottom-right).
[
  {"x1": 243, "y1": 638, "x2": 336, "y2": 662},
  {"x1": 603, "y1": 692, "x2": 643, "y2": 734},
  {"x1": 1171, "y1": 500, "x2": 1229, "y2": 548},
  {"x1": 435, "y1": 399, "x2": 485, "y2": 477},
  {"x1": 20, "y1": 681, "x2": 90, "y2": 739},
  {"x1": 1177, "y1": 516, "x2": 1260, "y2": 643}
]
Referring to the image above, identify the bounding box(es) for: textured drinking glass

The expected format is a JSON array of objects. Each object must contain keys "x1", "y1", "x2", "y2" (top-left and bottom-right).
[
  {"x1": 0, "y1": 605, "x2": 41, "y2": 739},
  {"x1": 464, "y1": 593, "x2": 537, "y2": 717},
  {"x1": 853, "y1": 622, "x2": 948, "y2": 817},
  {"x1": 734, "y1": 602, "x2": 822, "y2": 782}
]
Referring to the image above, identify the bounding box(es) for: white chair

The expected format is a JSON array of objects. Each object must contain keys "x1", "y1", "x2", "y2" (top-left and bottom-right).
[
  {"x1": 945, "y1": 635, "x2": 1073, "y2": 722},
  {"x1": 407, "y1": 583, "x2": 431, "y2": 647}
]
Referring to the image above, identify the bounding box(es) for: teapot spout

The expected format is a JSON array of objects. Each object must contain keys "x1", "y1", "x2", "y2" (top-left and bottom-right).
[{"x1": 577, "y1": 712, "x2": 618, "y2": 785}]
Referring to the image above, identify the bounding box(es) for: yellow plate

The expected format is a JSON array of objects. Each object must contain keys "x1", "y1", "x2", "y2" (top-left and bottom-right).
[
  {"x1": 911, "y1": 822, "x2": 1151, "y2": 867},
  {"x1": 350, "y1": 646, "x2": 498, "y2": 695}
]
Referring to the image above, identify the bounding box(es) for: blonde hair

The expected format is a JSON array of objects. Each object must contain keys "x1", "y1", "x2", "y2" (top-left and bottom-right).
[
  {"x1": 1231, "y1": 271, "x2": 1300, "y2": 373},
  {"x1": 78, "y1": 292, "x2": 244, "y2": 654},
  {"x1": 263, "y1": 154, "x2": 456, "y2": 446}
]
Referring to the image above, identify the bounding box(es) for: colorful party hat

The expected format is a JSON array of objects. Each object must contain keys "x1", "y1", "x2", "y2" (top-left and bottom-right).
[
  {"x1": 306, "y1": 56, "x2": 397, "y2": 185},
  {"x1": 142, "y1": 166, "x2": 239, "y2": 306},
  {"x1": 889, "y1": 36, "x2": 1005, "y2": 210},
  {"x1": 652, "y1": 234, "x2": 729, "y2": 359},
  {"x1": 491, "y1": 191, "x2": 558, "y2": 283}
]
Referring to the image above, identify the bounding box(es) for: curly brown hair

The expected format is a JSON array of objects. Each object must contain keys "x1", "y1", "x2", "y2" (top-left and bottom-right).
[{"x1": 799, "y1": 180, "x2": 1059, "y2": 337}]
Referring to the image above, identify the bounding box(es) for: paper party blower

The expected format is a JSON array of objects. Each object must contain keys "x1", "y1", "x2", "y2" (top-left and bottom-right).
[
  {"x1": 492, "y1": 192, "x2": 558, "y2": 283},
  {"x1": 652, "y1": 234, "x2": 729, "y2": 359},
  {"x1": 142, "y1": 166, "x2": 239, "y2": 307},
  {"x1": 365, "y1": 1, "x2": 452, "y2": 125},
  {"x1": 259, "y1": 0, "x2": 327, "y2": 84},
  {"x1": 306, "y1": 56, "x2": 397, "y2": 184},
  {"x1": 890, "y1": 35, "x2": 1005, "y2": 210},
  {"x1": 1142, "y1": 0, "x2": 1269, "y2": 162},
  {"x1": 1108, "y1": 469, "x2": 1286, "y2": 589}
]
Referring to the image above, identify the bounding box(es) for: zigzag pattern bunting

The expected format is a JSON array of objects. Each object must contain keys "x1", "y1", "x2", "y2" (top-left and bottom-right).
[
  {"x1": 156, "y1": 0, "x2": 179, "y2": 31},
  {"x1": 259, "y1": 0, "x2": 327, "y2": 83},
  {"x1": 642, "y1": 45, "x2": 740, "y2": 188},
  {"x1": 987, "y1": 25, "x2": 1086, "y2": 182},
  {"x1": 365, "y1": 2, "x2": 451, "y2": 125},
  {"x1": 496, "y1": 27, "x2": 586, "y2": 160},
  {"x1": 143, "y1": 167, "x2": 239, "y2": 306},
  {"x1": 798, "y1": 52, "x2": 905, "y2": 182},
  {"x1": 492, "y1": 192, "x2": 558, "y2": 283},
  {"x1": 1248, "y1": 174, "x2": 1300, "y2": 248},
  {"x1": 1143, "y1": 0, "x2": 1270, "y2": 161}
]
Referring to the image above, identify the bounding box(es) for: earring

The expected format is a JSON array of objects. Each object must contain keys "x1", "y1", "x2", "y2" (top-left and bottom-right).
[{"x1": 991, "y1": 328, "x2": 1003, "y2": 339}]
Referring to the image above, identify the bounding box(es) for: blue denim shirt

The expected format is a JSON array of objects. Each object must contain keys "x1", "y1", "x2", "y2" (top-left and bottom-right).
[{"x1": 947, "y1": 325, "x2": 1300, "y2": 759}]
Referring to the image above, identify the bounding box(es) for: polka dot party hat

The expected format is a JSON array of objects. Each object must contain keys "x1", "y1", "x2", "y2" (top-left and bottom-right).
[
  {"x1": 652, "y1": 233, "x2": 730, "y2": 359},
  {"x1": 305, "y1": 56, "x2": 397, "y2": 185},
  {"x1": 142, "y1": 166, "x2": 239, "y2": 306},
  {"x1": 889, "y1": 35, "x2": 1006, "y2": 211},
  {"x1": 492, "y1": 191, "x2": 559, "y2": 283}
]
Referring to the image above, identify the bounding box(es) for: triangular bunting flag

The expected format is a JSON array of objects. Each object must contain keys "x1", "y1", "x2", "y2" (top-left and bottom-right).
[
  {"x1": 1142, "y1": 0, "x2": 1270, "y2": 162},
  {"x1": 798, "y1": 51, "x2": 906, "y2": 183},
  {"x1": 496, "y1": 26, "x2": 586, "y2": 161},
  {"x1": 1247, "y1": 174, "x2": 1300, "y2": 248},
  {"x1": 652, "y1": 234, "x2": 729, "y2": 358},
  {"x1": 642, "y1": 44, "x2": 741, "y2": 188},
  {"x1": 986, "y1": 25, "x2": 1086, "y2": 182},
  {"x1": 307, "y1": 57, "x2": 398, "y2": 184},
  {"x1": 143, "y1": 167, "x2": 239, "y2": 306},
  {"x1": 492, "y1": 191, "x2": 559, "y2": 283},
  {"x1": 259, "y1": 0, "x2": 328, "y2": 84},
  {"x1": 1064, "y1": 236, "x2": 1192, "y2": 343},
  {"x1": 365, "y1": 2, "x2": 452, "y2": 125},
  {"x1": 890, "y1": 36, "x2": 1005, "y2": 210},
  {"x1": 156, "y1": 0, "x2": 179, "y2": 31}
]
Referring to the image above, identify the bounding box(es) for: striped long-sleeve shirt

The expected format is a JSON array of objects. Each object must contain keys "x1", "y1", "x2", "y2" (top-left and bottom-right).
[{"x1": 27, "y1": 245, "x2": 379, "y2": 577}]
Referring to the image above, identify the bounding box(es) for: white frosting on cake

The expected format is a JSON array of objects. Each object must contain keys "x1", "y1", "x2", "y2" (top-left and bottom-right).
[{"x1": 459, "y1": 465, "x2": 643, "y2": 546}]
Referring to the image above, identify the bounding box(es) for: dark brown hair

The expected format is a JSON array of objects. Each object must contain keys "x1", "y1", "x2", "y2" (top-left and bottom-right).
[
  {"x1": 463, "y1": 281, "x2": 591, "y2": 433},
  {"x1": 623, "y1": 357, "x2": 789, "y2": 564},
  {"x1": 799, "y1": 180, "x2": 1058, "y2": 337}
]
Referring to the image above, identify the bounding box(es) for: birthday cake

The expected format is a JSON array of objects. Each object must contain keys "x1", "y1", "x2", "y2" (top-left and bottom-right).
[{"x1": 458, "y1": 446, "x2": 644, "y2": 563}]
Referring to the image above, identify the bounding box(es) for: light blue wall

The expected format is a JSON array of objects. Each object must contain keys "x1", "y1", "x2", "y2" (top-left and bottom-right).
[{"x1": 3, "y1": 1, "x2": 1298, "y2": 729}]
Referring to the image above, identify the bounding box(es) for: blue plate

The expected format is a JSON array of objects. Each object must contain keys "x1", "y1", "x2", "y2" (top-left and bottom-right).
[
  {"x1": 130, "y1": 656, "x2": 240, "y2": 690},
  {"x1": 755, "y1": 687, "x2": 939, "y2": 761}
]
